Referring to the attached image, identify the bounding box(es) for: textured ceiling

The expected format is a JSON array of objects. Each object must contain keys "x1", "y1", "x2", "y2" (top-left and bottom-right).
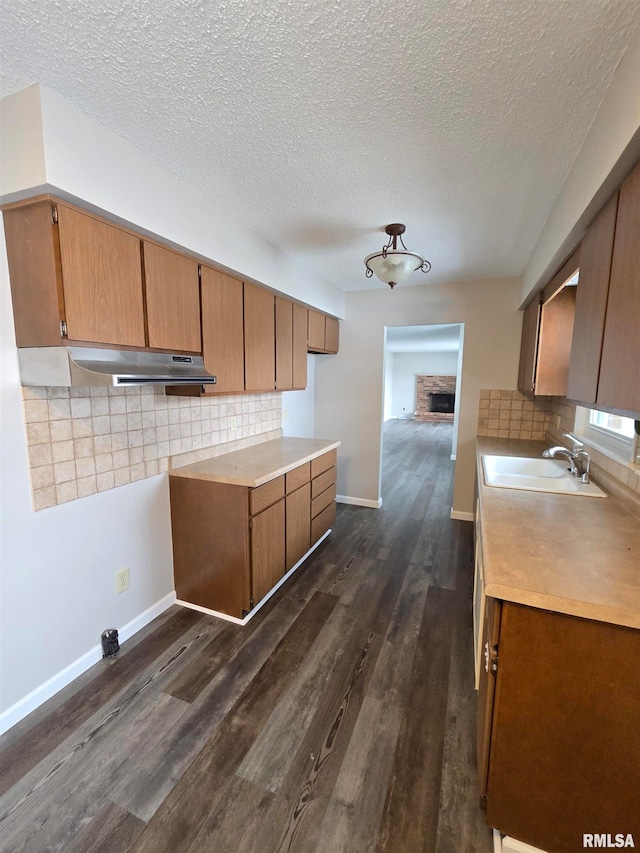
[{"x1": 1, "y1": 0, "x2": 639, "y2": 292}]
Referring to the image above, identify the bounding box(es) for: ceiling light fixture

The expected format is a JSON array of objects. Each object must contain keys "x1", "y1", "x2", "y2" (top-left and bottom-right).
[{"x1": 364, "y1": 223, "x2": 431, "y2": 289}]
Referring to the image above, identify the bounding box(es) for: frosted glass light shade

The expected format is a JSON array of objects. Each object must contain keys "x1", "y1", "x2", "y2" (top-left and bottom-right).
[{"x1": 364, "y1": 250, "x2": 425, "y2": 284}]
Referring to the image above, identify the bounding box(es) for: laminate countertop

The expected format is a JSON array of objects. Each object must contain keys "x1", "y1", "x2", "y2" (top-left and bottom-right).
[
  {"x1": 476, "y1": 437, "x2": 640, "y2": 630},
  {"x1": 169, "y1": 436, "x2": 341, "y2": 487}
]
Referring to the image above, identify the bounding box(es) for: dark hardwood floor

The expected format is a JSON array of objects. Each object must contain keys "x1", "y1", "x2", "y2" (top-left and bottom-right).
[{"x1": 0, "y1": 420, "x2": 493, "y2": 852}]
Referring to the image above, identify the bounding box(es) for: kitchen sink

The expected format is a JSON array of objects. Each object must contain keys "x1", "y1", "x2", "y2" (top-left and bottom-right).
[{"x1": 482, "y1": 455, "x2": 607, "y2": 497}]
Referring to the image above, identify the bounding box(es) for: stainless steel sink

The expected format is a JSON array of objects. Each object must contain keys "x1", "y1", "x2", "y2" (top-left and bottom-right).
[{"x1": 482, "y1": 455, "x2": 607, "y2": 497}]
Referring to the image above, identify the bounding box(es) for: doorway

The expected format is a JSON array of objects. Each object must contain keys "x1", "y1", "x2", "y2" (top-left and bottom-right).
[{"x1": 380, "y1": 323, "x2": 464, "y2": 500}]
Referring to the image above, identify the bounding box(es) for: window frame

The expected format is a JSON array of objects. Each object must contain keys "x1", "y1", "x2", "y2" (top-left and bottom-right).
[{"x1": 574, "y1": 406, "x2": 638, "y2": 466}]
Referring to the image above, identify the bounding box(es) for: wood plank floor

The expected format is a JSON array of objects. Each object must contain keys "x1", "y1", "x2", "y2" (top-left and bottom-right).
[{"x1": 0, "y1": 420, "x2": 493, "y2": 852}]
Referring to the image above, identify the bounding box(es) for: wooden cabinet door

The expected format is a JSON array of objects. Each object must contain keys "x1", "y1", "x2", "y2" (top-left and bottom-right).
[
  {"x1": 486, "y1": 604, "x2": 640, "y2": 852},
  {"x1": 325, "y1": 317, "x2": 339, "y2": 353},
  {"x1": 292, "y1": 303, "x2": 308, "y2": 389},
  {"x1": 201, "y1": 267, "x2": 245, "y2": 393},
  {"x1": 477, "y1": 596, "x2": 501, "y2": 800},
  {"x1": 308, "y1": 309, "x2": 325, "y2": 351},
  {"x1": 57, "y1": 204, "x2": 146, "y2": 347},
  {"x1": 517, "y1": 297, "x2": 540, "y2": 393},
  {"x1": 536, "y1": 285, "x2": 576, "y2": 396},
  {"x1": 275, "y1": 297, "x2": 293, "y2": 390},
  {"x1": 251, "y1": 499, "x2": 285, "y2": 605},
  {"x1": 597, "y1": 160, "x2": 640, "y2": 413},
  {"x1": 244, "y1": 283, "x2": 275, "y2": 391},
  {"x1": 567, "y1": 193, "x2": 618, "y2": 404},
  {"x1": 143, "y1": 242, "x2": 201, "y2": 352},
  {"x1": 286, "y1": 482, "x2": 311, "y2": 571}
]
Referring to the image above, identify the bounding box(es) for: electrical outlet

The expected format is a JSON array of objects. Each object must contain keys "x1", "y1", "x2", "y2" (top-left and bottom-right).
[
  {"x1": 116, "y1": 567, "x2": 130, "y2": 594},
  {"x1": 283, "y1": 408, "x2": 288, "y2": 421},
  {"x1": 230, "y1": 416, "x2": 237, "y2": 430}
]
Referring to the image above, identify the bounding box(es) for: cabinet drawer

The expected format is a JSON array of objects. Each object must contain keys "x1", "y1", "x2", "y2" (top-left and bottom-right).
[
  {"x1": 311, "y1": 449, "x2": 337, "y2": 478},
  {"x1": 311, "y1": 501, "x2": 336, "y2": 543},
  {"x1": 285, "y1": 462, "x2": 311, "y2": 494},
  {"x1": 311, "y1": 465, "x2": 336, "y2": 498},
  {"x1": 311, "y1": 482, "x2": 336, "y2": 519},
  {"x1": 249, "y1": 476, "x2": 285, "y2": 516}
]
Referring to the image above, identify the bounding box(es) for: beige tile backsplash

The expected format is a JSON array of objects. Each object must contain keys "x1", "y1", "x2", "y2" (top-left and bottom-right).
[
  {"x1": 476, "y1": 389, "x2": 551, "y2": 441},
  {"x1": 23, "y1": 386, "x2": 282, "y2": 511}
]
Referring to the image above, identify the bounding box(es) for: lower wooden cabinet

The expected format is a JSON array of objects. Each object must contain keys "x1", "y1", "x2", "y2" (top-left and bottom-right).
[
  {"x1": 478, "y1": 599, "x2": 640, "y2": 852},
  {"x1": 169, "y1": 450, "x2": 338, "y2": 620},
  {"x1": 251, "y1": 499, "x2": 285, "y2": 604},
  {"x1": 286, "y1": 482, "x2": 311, "y2": 570}
]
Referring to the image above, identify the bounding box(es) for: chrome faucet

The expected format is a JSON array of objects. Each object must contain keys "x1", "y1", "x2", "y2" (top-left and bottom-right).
[
  {"x1": 543, "y1": 445, "x2": 578, "y2": 474},
  {"x1": 543, "y1": 434, "x2": 591, "y2": 482}
]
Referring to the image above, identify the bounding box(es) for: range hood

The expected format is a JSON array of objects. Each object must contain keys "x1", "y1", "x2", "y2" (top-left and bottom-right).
[{"x1": 17, "y1": 347, "x2": 217, "y2": 388}]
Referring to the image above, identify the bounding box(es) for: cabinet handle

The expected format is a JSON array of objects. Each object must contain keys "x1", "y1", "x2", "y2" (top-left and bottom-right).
[{"x1": 484, "y1": 641, "x2": 490, "y2": 673}]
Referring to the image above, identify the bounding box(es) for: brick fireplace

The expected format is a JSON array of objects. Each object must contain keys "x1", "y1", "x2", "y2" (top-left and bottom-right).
[{"x1": 414, "y1": 375, "x2": 457, "y2": 422}]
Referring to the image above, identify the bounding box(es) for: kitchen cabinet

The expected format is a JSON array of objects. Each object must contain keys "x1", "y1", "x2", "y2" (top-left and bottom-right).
[
  {"x1": 292, "y1": 303, "x2": 308, "y2": 390},
  {"x1": 251, "y1": 497, "x2": 286, "y2": 605},
  {"x1": 308, "y1": 309, "x2": 340, "y2": 354},
  {"x1": 244, "y1": 282, "x2": 276, "y2": 391},
  {"x1": 169, "y1": 445, "x2": 338, "y2": 620},
  {"x1": 593, "y1": 159, "x2": 640, "y2": 413},
  {"x1": 275, "y1": 297, "x2": 294, "y2": 390},
  {"x1": 566, "y1": 192, "x2": 619, "y2": 404},
  {"x1": 286, "y1": 477, "x2": 311, "y2": 570},
  {"x1": 143, "y1": 241, "x2": 201, "y2": 353},
  {"x1": 277, "y1": 299, "x2": 309, "y2": 391},
  {"x1": 3, "y1": 198, "x2": 146, "y2": 348},
  {"x1": 516, "y1": 297, "x2": 540, "y2": 394},
  {"x1": 516, "y1": 249, "x2": 579, "y2": 396},
  {"x1": 478, "y1": 600, "x2": 640, "y2": 852},
  {"x1": 310, "y1": 449, "x2": 337, "y2": 541},
  {"x1": 201, "y1": 267, "x2": 245, "y2": 393}
]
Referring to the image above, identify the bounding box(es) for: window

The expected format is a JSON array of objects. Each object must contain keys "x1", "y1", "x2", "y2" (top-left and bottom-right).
[{"x1": 574, "y1": 406, "x2": 638, "y2": 466}]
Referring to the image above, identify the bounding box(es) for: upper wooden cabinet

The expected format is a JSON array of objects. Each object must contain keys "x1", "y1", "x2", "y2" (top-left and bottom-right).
[
  {"x1": 275, "y1": 297, "x2": 294, "y2": 391},
  {"x1": 244, "y1": 282, "x2": 275, "y2": 392},
  {"x1": 595, "y1": 160, "x2": 640, "y2": 414},
  {"x1": 292, "y1": 303, "x2": 308, "y2": 390},
  {"x1": 4, "y1": 199, "x2": 146, "y2": 348},
  {"x1": 201, "y1": 267, "x2": 245, "y2": 393},
  {"x1": 307, "y1": 309, "x2": 339, "y2": 354},
  {"x1": 516, "y1": 250, "x2": 579, "y2": 396},
  {"x1": 535, "y1": 280, "x2": 577, "y2": 397},
  {"x1": 276, "y1": 299, "x2": 309, "y2": 391},
  {"x1": 517, "y1": 297, "x2": 541, "y2": 394},
  {"x1": 143, "y1": 241, "x2": 201, "y2": 353},
  {"x1": 566, "y1": 193, "x2": 619, "y2": 405}
]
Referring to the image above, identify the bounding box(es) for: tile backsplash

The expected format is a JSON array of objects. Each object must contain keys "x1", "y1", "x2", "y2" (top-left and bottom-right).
[
  {"x1": 476, "y1": 389, "x2": 551, "y2": 440},
  {"x1": 23, "y1": 386, "x2": 282, "y2": 511}
]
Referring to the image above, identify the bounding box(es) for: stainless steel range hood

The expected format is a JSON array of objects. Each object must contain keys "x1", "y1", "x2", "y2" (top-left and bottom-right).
[{"x1": 17, "y1": 347, "x2": 217, "y2": 388}]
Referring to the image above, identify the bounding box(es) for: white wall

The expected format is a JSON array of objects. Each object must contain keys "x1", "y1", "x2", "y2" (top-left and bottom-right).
[
  {"x1": 314, "y1": 279, "x2": 523, "y2": 515},
  {"x1": 0, "y1": 86, "x2": 342, "y2": 723},
  {"x1": 389, "y1": 351, "x2": 459, "y2": 418},
  {"x1": 383, "y1": 350, "x2": 394, "y2": 422},
  {"x1": 521, "y1": 27, "x2": 640, "y2": 304},
  {"x1": 281, "y1": 357, "x2": 315, "y2": 438}
]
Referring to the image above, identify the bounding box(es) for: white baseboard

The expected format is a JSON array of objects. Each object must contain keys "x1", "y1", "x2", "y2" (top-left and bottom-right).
[
  {"x1": 177, "y1": 530, "x2": 332, "y2": 626},
  {"x1": 336, "y1": 495, "x2": 383, "y2": 509},
  {"x1": 0, "y1": 591, "x2": 176, "y2": 736},
  {"x1": 450, "y1": 509, "x2": 474, "y2": 521},
  {"x1": 501, "y1": 835, "x2": 549, "y2": 853}
]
